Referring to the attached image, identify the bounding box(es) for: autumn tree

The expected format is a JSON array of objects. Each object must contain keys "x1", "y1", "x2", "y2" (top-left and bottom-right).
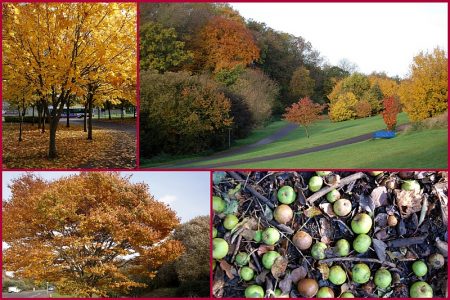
[
  {"x1": 140, "y1": 22, "x2": 193, "y2": 73},
  {"x1": 2, "y1": 173, "x2": 184, "y2": 297},
  {"x1": 329, "y1": 92, "x2": 359, "y2": 122},
  {"x1": 199, "y1": 16, "x2": 260, "y2": 72},
  {"x1": 2, "y1": 3, "x2": 136, "y2": 158},
  {"x1": 283, "y1": 97, "x2": 325, "y2": 137},
  {"x1": 289, "y1": 66, "x2": 315, "y2": 99},
  {"x1": 382, "y1": 96, "x2": 401, "y2": 130},
  {"x1": 398, "y1": 48, "x2": 448, "y2": 121}
]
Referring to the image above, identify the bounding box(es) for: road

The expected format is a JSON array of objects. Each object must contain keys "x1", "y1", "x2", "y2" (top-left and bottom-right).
[{"x1": 2, "y1": 290, "x2": 52, "y2": 298}]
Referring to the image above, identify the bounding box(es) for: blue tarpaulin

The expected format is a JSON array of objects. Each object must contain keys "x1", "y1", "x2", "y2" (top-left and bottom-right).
[{"x1": 373, "y1": 130, "x2": 396, "y2": 139}]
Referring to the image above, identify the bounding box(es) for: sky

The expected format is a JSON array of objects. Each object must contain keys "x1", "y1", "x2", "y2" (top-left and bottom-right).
[
  {"x1": 2, "y1": 171, "x2": 210, "y2": 223},
  {"x1": 231, "y1": 3, "x2": 448, "y2": 78}
]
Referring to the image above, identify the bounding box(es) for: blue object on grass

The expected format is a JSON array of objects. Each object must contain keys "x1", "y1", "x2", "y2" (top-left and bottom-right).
[{"x1": 373, "y1": 130, "x2": 396, "y2": 139}]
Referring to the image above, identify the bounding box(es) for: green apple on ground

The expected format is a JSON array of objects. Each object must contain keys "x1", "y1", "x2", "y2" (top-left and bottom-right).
[
  {"x1": 326, "y1": 189, "x2": 340, "y2": 203},
  {"x1": 352, "y1": 263, "x2": 371, "y2": 284},
  {"x1": 245, "y1": 285, "x2": 265, "y2": 298},
  {"x1": 235, "y1": 252, "x2": 250, "y2": 266},
  {"x1": 213, "y1": 196, "x2": 226, "y2": 213},
  {"x1": 428, "y1": 253, "x2": 445, "y2": 269},
  {"x1": 351, "y1": 213, "x2": 373, "y2": 234},
  {"x1": 311, "y1": 242, "x2": 327, "y2": 260},
  {"x1": 213, "y1": 227, "x2": 217, "y2": 238},
  {"x1": 262, "y1": 251, "x2": 281, "y2": 269},
  {"x1": 329, "y1": 265, "x2": 347, "y2": 285},
  {"x1": 213, "y1": 238, "x2": 229, "y2": 260},
  {"x1": 401, "y1": 180, "x2": 421, "y2": 192},
  {"x1": 335, "y1": 239, "x2": 350, "y2": 256},
  {"x1": 317, "y1": 286, "x2": 334, "y2": 298},
  {"x1": 253, "y1": 230, "x2": 262, "y2": 242},
  {"x1": 333, "y1": 198, "x2": 352, "y2": 216},
  {"x1": 308, "y1": 176, "x2": 323, "y2": 192},
  {"x1": 340, "y1": 292, "x2": 354, "y2": 298},
  {"x1": 409, "y1": 281, "x2": 433, "y2": 298},
  {"x1": 262, "y1": 227, "x2": 280, "y2": 245},
  {"x1": 223, "y1": 214, "x2": 239, "y2": 230},
  {"x1": 412, "y1": 260, "x2": 428, "y2": 277},
  {"x1": 316, "y1": 171, "x2": 331, "y2": 176},
  {"x1": 277, "y1": 186, "x2": 296, "y2": 204},
  {"x1": 353, "y1": 234, "x2": 372, "y2": 254},
  {"x1": 374, "y1": 268, "x2": 392, "y2": 288},
  {"x1": 240, "y1": 266, "x2": 255, "y2": 281}
]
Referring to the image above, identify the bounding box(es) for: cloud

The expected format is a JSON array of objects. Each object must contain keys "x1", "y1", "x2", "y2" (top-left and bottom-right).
[{"x1": 159, "y1": 194, "x2": 177, "y2": 205}]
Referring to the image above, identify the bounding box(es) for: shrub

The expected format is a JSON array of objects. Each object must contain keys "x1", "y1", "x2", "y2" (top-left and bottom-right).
[
  {"x1": 140, "y1": 71, "x2": 233, "y2": 157},
  {"x1": 221, "y1": 89, "x2": 253, "y2": 139},
  {"x1": 328, "y1": 92, "x2": 358, "y2": 122},
  {"x1": 355, "y1": 100, "x2": 372, "y2": 118},
  {"x1": 230, "y1": 68, "x2": 278, "y2": 127}
]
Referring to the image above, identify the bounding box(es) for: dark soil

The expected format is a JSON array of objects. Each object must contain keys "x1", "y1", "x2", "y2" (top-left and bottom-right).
[{"x1": 212, "y1": 171, "x2": 448, "y2": 298}]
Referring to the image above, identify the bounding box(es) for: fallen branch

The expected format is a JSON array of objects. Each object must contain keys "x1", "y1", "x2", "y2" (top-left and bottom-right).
[
  {"x1": 387, "y1": 235, "x2": 428, "y2": 248},
  {"x1": 228, "y1": 171, "x2": 274, "y2": 209},
  {"x1": 319, "y1": 257, "x2": 396, "y2": 268},
  {"x1": 306, "y1": 172, "x2": 367, "y2": 204}
]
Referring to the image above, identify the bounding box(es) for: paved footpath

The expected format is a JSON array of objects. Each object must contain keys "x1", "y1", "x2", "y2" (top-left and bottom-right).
[{"x1": 164, "y1": 124, "x2": 408, "y2": 168}]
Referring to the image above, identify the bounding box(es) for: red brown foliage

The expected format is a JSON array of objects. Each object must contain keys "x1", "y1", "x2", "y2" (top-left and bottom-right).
[
  {"x1": 283, "y1": 97, "x2": 326, "y2": 138},
  {"x1": 382, "y1": 96, "x2": 401, "y2": 130}
]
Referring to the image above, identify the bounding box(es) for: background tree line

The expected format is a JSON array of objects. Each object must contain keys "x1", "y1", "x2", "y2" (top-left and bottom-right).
[{"x1": 139, "y1": 3, "x2": 447, "y2": 159}]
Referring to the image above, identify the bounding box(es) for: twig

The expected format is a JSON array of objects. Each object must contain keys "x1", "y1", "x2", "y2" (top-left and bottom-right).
[
  {"x1": 231, "y1": 235, "x2": 242, "y2": 263},
  {"x1": 228, "y1": 171, "x2": 274, "y2": 209},
  {"x1": 387, "y1": 235, "x2": 428, "y2": 248},
  {"x1": 333, "y1": 219, "x2": 354, "y2": 236},
  {"x1": 250, "y1": 249, "x2": 262, "y2": 272},
  {"x1": 319, "y1": 257, "x2": 396, "y2": 268},
  {"x1": 306, "y1": 172, "x2": 367, "y2": 204},
  {"x1": 256, "y1": 172, "x2": 274, "y2": 185}
]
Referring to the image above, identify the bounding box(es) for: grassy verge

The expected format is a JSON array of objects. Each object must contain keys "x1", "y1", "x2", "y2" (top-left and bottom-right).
[
  {"x1": 140, "y1": 120, "x2": 288, "y2": 166},
  {"x1": 188, "y1": 113, "x2": 409, "y2": 166},
  {"x1": 223, "y1": 127, "x2": 447, "y2": 169}
]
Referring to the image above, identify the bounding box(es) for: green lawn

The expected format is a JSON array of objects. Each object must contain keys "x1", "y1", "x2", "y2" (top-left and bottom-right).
[
  {"x1": 140, "y1": 120, "x2": 288, "y2": 166},
  {"x1": 187, "y1": 113, "x2": 410, "y2": 166},
  {"x1": 222, "y1": 128, "x2": 447, "y2": 169}
]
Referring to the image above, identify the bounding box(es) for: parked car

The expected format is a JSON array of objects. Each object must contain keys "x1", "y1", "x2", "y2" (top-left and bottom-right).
[
  {"x1": 8, "y1": 286, "x2": 21, "y2": 293},
  {"x1": 48, "y1": 286, "x2": 55, "y2": 292}
]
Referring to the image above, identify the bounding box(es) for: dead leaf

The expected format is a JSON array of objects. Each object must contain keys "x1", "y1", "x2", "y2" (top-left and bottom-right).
[
  {"x1": 395, "y1": 190, "x2": 423, "y2": 218},
  {"x1": 303, "y1": 206, "x2": 322, "y2": 218},
  {"x1": 317, "y1": 263, "x2": 330, "y2": 280},
  {"x1": 319, "y1": 202, "x2": 336, "y2": 217},
  {"x1": 374, "y1": 213, "x2": 388, "y2": 228},
  {"x1": 264, "y1": 205, "x2": 273, "y2": 220},
  {"x1": 340, "y1": 283, "x2": 350, "y2": 294},
  {"x1": 371, "y1": 186, "x2": 388, "y2": 207},
  {"x1": 319, "y1": 217, "x2": 333, "y2": 244},
  {"x1": 219, "y1": 260, "x2": 237, "y2": 280},
  {"x1": 289, "y1": 266, "x2": 307, "y2": 283},
  {"x1": 279, "y1": 273, "x2": 292, "y2": 294},
  {"x1": 257, "y1": 244, "x2": 275, "y2": 256},
  {"x1": 241, "y1": 228, "x2": 256, "y2": 241},
  {"x1": 213, "y1": 265, "x2": 225, "y2": 298},
  {"x1": 255, "y1": 269, "x2": 269, "y2": 285},
  {"x1": 372, "y1": 239, "x2": 387, "y2": 262},
  {"x1": 358, "y1": 193, "x2": 375, "y2": 216},
  {"x1": 271, "y1": 256, "x2": 288, "y2": 279},
  {"x1": 435, "y1": 239, "x2": 448, "y2": 257},
  {"x1": 418, "y1": 194, "x2": 429, "y2": 228}
]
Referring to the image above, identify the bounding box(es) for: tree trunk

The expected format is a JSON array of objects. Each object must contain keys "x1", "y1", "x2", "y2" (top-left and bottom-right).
[
  {"x1": 32, "y1": 106, "x2": 35, "y2": 126},
  {"x1": 41, "y1": 105, "x2": 46, "y2": 133},
  {"x1": 48, "y1": 116, "x2": 58, "y2": 158},
  {"x1": 133, "y1": 106, "x2": 136, "y2": 118},
  {"x1": 83, "y1": 102, "x2": 87, "y2": 132},
  {"x1": 66, "y1": 98, "x2": 70, "y2": 128},
  {"x1": 18, "y1": 105, "x2": 23, "y2": 142},
  {"x1": 47, "y1": 90, "x2": 68, "y2": 159},
  {"x1": 107, "y1": 101, "x2": 111, "y2": 120},
  {"x1": 304, "y1": 126, "x2": 310, "y2": 138},
  {"x1": 87, "y1": 95, "x2": 93, "y2": 140},
  {"x1": 37, "y1": 105, "x2": 42, "y2": 130},
  {"x1": 121, "y1": 102, "x2": 124, "y2": 120},
  {"x1": 97, "y1": 106, "x2": 100, "y2": 120}
]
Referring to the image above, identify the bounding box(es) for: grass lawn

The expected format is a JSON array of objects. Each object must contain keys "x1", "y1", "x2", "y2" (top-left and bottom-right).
[
  {"x1": 140, "y1": 120, "x2": 288, "y2": 166},
  {"x1": 188, "y1": 113, "x2": 410, "y2": 166},
  {"x1": 223, "y1": 128, "x2": 448, "y2": 169}
]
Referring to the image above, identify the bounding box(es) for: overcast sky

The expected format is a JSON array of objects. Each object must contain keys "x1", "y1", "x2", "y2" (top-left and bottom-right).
[
  {"x1": 2, "y1": 171, "x2": 210, "y2": 222},
  {"x1": 231, "y1": 2, "x2": 448, "y2": 78}
]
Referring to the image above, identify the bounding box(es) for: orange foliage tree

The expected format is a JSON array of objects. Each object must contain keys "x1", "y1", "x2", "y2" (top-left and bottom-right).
[
  {"x1": 2, "y1": 173, "x2": 184, "y2": 297},
  {"x1": 283, "y1": 97, "x2": 325, "y2": 138},
  {"x1": 382, "y1": 96, "x2": 401, "y2": 130},
  {"x1": 199, "y1": 16, "x2": 260, "y2": 72}
]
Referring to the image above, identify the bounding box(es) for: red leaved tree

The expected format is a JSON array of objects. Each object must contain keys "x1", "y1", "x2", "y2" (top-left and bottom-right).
[
  {"x1": 283, "y1": 97, "x2": 326, "y2": 138},
  {"x1": 382, "y1": 96, "x2": 401, "y2": 130}
]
